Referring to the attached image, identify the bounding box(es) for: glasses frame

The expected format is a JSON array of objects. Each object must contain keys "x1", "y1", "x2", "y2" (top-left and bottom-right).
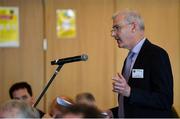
[{"x1": 111, "y1": 23, "x2": 132, "y2": 33}]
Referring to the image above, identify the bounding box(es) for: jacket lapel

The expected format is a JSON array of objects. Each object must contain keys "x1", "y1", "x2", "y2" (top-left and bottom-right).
[{"x1": 128, "y1": 39, "x2": 151, "y2": 82}]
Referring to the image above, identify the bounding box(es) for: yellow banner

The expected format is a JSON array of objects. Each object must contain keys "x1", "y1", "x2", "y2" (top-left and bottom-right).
[
  {"x1": 56, "y1": 9, "x2": 76, "y2": 39},
  {"x1": 0, "y1": 7, "x2": 19, "y2": 47}
]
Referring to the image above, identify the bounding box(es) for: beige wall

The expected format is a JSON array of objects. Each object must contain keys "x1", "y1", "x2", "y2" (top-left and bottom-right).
[
  {"x1": 0, "y1": 0, "x2": 179, "y2": 115},
  {"x1": 44, "y1": 0, "x2": 116, "y2": 111}
]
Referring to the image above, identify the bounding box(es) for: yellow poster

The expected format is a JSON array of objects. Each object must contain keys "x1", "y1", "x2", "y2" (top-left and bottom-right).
[
  {"x1": 56, "y1": 9, "x2": 76, "y2": 39},
  {"x1": 0, "y1": 7, "x2": 19, "y2": 47}
]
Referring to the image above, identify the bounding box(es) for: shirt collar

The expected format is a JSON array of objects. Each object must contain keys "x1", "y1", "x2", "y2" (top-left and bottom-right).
[{"x1": 131, "y1": 37, "x2": 146, "y2": 54}]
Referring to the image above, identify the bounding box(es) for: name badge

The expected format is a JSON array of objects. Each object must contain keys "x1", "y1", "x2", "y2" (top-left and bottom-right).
[{"x1": 132, "y1": 69, "x2": 144, "y2": 78}]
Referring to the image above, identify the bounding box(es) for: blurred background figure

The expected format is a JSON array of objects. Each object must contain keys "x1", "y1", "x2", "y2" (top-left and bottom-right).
[
  {"x1": 75, "y1": 92, "x2": 111, "y2": 118},
  {"x1": 62, "y1": 103, "x2": 104, "y2": 118},
  {"x1": 9, "y1": 81, "x2": 45, "y2": 117},
  {"x1": 43, "y1": 96, "x2": 74, "y2": 118},
  {"x1": 0, "y1": 99, "x2": 39, "y2": 118},
  {"x1": 75, "y1": 92, "x2": 96, "y2": 107}
]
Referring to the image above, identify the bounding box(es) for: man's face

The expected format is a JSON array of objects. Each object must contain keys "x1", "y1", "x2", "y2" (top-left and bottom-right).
[
  {"x1": 111, "y1": 15, "x2": 133, "y2": 49},
  {"x1": 12, "y1": 88, "x2": 34, "y2": 106}
]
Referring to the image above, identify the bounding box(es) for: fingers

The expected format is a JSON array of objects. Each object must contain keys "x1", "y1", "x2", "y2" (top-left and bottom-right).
[
  {"x1": 112, "y1": 81, "x2": 126, "y2": 92},
  {"x1": 112, "y1": 73, "x2": 124, "y2": 92},
  {"x1": 117, "y1": 72, "x2": 121, "y2": 78},
  {"x1": 112, "y1": 84, "x2": 126, "y2": 92},
  {"x1": 112, "y1": 73, "x2": 130, "y2": 96},
  {"x1": 112, "y1": 73, "x2": 125, "y2": 84},
  {"x1": 118, "y1": 73, "x2": 126, "y2": 81}
]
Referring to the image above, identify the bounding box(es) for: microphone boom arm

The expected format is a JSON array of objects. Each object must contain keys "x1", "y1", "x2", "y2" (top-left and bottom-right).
[
  {"x1": 33, "y1": 64, "x2": 64, "y2": 107},
  {"x1": 33, "y1": 54, "x2": 88, "y2": 107}
]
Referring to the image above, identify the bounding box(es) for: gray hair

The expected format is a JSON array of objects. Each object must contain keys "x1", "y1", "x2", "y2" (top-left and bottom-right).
[
  {"x1": 0, "y1": 100, "x2": 40, "y2": 118},
  {"x1": 112, "y1": 10, "x2": 145, "y2": 31}
]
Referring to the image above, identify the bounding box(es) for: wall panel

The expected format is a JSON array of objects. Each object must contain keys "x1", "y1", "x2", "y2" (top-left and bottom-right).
[{"x1": 44, "y1": 0, "x2": 116, "y2": 111}]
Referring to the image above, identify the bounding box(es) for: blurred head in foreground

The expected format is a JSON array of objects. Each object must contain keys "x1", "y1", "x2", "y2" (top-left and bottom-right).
[
  {"x1": 63, "y1": 103, "x2": 104, "y2": 118},
  {"x1": 48, "y1": 96, "x2": 74, "y2": 118},
  {"x1": 0, "y1": 99, "x2": 39, "y2": 118},
  {"x1": 75, "y1": 92, "x2": 96, "y2": 106}
]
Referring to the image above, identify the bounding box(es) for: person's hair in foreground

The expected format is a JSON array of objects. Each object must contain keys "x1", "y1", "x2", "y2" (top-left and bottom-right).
[
  {"x1": 0, "y1": 99, "x2": 39, "y2": 118},
  {"x1": 63, "y1": 103, "x2": 105, "y2": 118},
  {"x1": 75, "y1": 92, "x2": 96, "y2": 106},
  {"x1": 47, "y1": 96, "x2": 74, "y2": 118}
]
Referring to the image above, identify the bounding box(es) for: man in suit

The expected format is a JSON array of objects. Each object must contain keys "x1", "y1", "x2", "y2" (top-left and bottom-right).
[{"x1": 111, "y1": 10, "x2": 173, "y2": 117}]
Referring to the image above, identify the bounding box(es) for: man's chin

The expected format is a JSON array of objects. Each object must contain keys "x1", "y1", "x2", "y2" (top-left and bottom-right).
[
  {"x1": 118, "y1": 43, "x2": 123, "y2": 48},
  {"x1": 118, "y1": 44, "x2": 122, "y2": 48}
]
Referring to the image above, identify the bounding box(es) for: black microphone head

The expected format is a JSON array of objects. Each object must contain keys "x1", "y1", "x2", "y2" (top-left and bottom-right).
[
  {"x1": 51, "y1": 54, "x2": 88, "y2": 65},
  {"x1": 81, "y1": 54, "x2": 88, "y2": 61}
]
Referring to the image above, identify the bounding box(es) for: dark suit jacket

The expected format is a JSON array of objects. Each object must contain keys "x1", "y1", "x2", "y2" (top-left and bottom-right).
[{"x1": 123, "y1": 39, "x2": 173, "y2": 117}]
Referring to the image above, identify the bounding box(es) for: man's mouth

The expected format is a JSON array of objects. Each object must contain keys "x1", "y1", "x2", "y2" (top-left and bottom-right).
[
  {"x1": 115, "y1": 36, "x2": 121, "y2": 41},
  {"x1": 114, "y1": 36, "x2": 120, "y2": 41}
]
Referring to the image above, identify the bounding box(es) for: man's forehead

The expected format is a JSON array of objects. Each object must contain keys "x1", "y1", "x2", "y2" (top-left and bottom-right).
[
  {"x1": 12, "y1": 88, "x2": 29, "y2": 96},
  {"x1": 113, "y1": 15, "x2": 125, "y2": 24}
]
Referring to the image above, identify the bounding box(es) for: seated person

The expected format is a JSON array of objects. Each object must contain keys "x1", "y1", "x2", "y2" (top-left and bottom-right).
[
  {"x1": 0, "y1": 99, "x2": 39, "y2": 118},
  {"x1": 9, "y1": 81, "x2": 45, "y2": 117},
  {"x1": 75, "y1": 92, "x2": 96, "y2": 107},
  {"x1": 44, "y1": 96, "x2": 74, "y2": 118},
  {"x1": 62, "y1": 103, "x2": 104, "y2": 118},
  {"x1": 75, "y1": 92, "x2": 110, "y2": 118}
]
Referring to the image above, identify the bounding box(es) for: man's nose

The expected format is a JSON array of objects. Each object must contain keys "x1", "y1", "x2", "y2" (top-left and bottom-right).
[{"x1": 111, "y1": 31, "x2": 116, "y2": 37}]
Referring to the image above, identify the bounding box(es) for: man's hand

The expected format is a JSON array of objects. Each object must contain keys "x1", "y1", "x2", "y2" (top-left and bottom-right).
[{"x1": 112, "y1": 73, "x2": 131, "y2": 97}]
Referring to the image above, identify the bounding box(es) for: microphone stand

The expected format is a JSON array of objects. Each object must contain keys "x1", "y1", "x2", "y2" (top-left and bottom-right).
[{"x1": 33, "y1": 64, "x2": 64, "y2": 108}]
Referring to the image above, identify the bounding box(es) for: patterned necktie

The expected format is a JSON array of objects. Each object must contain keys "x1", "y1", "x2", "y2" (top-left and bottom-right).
[
  {"x1": 118, "y1": 51, "x2": 135, "y2": 118},
  {"x1": 123, "y1": 51, "x2": 135, "y2": 81}
]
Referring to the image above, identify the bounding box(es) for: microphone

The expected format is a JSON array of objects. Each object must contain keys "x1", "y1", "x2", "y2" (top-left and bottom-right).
[{"x1": 51, "y1": 54, "x2": 88, "y2": 65}]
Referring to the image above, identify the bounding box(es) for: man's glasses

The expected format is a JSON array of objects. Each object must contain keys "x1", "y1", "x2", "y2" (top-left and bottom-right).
[{"x1": 111, "y1": 23, "x2": 131, "y2": 33}]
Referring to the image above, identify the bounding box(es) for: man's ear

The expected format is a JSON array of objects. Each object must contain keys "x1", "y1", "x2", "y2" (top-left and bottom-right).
[{"x1": 131, "y1": 22, "x2": 136, "y2": 33}]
